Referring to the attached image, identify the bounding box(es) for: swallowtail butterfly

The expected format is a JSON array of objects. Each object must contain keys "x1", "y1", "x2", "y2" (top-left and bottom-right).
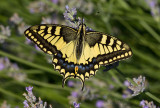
[{"x1": 24, "y1": 23, "x2": 132, "y2": 90}]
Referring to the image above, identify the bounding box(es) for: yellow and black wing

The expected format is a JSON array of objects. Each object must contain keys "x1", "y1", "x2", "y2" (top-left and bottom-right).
[
  {"x1": 24, "y1": 24, "x2": 78, "y2": 55},
  {"x1": 24, "y1": 24, "x2": 82, "y2": 88},
  {"x1": 84, "y1": 31, "x2": 132, "y2": 65},
  {"x1": 76, "y1": 31, "x2": 133, "y2": 83}
]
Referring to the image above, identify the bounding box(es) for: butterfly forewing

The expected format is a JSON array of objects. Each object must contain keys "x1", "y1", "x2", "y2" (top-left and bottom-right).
[{"x1": 24, "y1": 24, "x2": 78, "y2": 55}]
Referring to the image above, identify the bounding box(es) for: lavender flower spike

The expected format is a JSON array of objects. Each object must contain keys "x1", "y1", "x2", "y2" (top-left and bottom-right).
[
  {"x1": 145, "y1": 0, "x2": 160, "y2": 22},
  {"x1": 128, "y1": 75, "x2": 146, "y2": 96},
  {"x1": 64, "y1": 5, "x2": 77, "y2": 21},
  {"x1": 140, "y1": 100, "x2": 157, "y2": 108},
  {"x1": 63, "y1": 5, "x2": 81, "y2": 28},
  {"x1": 0, "y1": 25, "x2": 11, "y2": 36},
  {"x1": 23, "y1": 86, "x2": 53, "y2": 108}
]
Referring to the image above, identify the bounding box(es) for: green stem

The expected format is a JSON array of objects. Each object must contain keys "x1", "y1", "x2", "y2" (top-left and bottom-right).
[
  {"x1": 0, "y1": 50, "x2": 59, "y2": 75},
  {"x1": 108, "y1": 70, "x2": 124, "y2": 87},
  {"x1": 145, "y1": 92, "x2": 160, "y2": 103},
  {"x1": 140, "y1": 21, "x2": 160, "y2": 43},
  {"x1": 25, "y1": 78, "x2": 72, "y2": 91}
]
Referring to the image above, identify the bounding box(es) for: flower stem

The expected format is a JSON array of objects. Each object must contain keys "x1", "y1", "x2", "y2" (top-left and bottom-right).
[
  {"x1": 145, "y1": 92, "x2": 160, "y2": 103},
  {"x1": 25, "y1": 78, "x2": 72, "y2": 91}
]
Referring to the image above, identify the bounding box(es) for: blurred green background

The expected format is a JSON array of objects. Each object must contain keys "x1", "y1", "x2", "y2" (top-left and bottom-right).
[{"x1": 0, "y1": 0, "x2": 160, "y2": 108}]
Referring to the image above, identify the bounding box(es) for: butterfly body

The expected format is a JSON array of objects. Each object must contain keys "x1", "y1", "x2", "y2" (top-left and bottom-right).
[{"x1": 24, "y1": 23, "x2": 132, "y2": 90}]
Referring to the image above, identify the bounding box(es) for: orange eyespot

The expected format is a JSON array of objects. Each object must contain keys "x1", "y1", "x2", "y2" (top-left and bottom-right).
[{"x1": 75, "y1": 66, "x2": 78, "y2": 75}]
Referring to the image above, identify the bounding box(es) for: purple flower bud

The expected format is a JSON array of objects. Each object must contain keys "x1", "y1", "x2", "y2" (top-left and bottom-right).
[
  {"x1": 73, "y1": 102, "x2": 80, "y2": 108},
  {"x1": 26, "y1": 86, "x2": 33, "y2": 93},
  {"x1": 51, "y1": 0, "x2": 58, "y2": 4},
  {"x1": 96, "y1": 100, "x2": 104, "y2": 108},
  {"x1": 0, "y1": 63, "x2": 5, "y2": 70},
  {"x1": 124, "y1": 80, "x2": 130, "y2": 86},
  {"x1": 140, "y1": 100, "x2": 145, "y2": 106},
  {"x1": 71, "y1": 91, "x2": 78, "y2": 98},
  {"x1": 23, "y1": 100, "x2": 29, "y2": 108},
  {"x1": 122, "y1": 94, "x2": 127, "y2": 99},
  {"x1": 149, "y1": 1, "x2": 156, "y2": 8},
  {"x1": 65, "y1": 5, "x2": 69, "y2": 10},
  {"x1": 67, "y1": 80, "x2": 74, "y2": 87}
]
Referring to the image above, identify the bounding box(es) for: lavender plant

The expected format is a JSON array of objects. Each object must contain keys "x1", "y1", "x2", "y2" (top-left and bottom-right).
[
  {"x1": 145, "y1": 0, "x2": 160, "y2": 22},
  {"x1": 140, "y1": 100, "x2": 157, "y2": 108},
  {"x1": 0, "y1": 57, "x2": 26, "y2": 81},
  {"x1": 126, "y1": 76, "x2": 146, "y2": 96},
  {"x1": 23, "y1": 86, "x2": 52, "y2": 108},
  {"x1": 23, "y1": 86, "x2": 81, "y2": 108}
]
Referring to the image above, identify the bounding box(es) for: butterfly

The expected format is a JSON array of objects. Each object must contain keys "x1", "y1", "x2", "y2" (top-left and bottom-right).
[{"x1": 24, "y1": 22, "x2": 132, "y2": 90}]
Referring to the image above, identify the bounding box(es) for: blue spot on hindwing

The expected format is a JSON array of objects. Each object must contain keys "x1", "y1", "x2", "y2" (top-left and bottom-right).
[
  {"x1": 89, "y1": 64, "x2": 93, "y2": 68},
  {"x1": 85, "y1": 65, "x2": 89, "y2": 71},
  {"x1": 58, "y1": 59, "x2": 63, "y2": 64},
  {"x1": 63, "y1": 62, "x2": 67, "y2": 67},
  {"x1": 92, "y1": 58, "x2": 96, "y2": 63},
  {"x1": 67, "y1": 65, "x2": 70, "y2": 69},
  {"x1": 82, "y1": 66, "x2": 85, "y2": 72},
  {"x1": 70, "y1": 64, "x2": 74, "y2": 68},
  {"x1": 57, "y1": 53, "x2": 62, "y2": 58},
  {"x1": 79, "y1": 65, "x2": 82, "y2": 69}
]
